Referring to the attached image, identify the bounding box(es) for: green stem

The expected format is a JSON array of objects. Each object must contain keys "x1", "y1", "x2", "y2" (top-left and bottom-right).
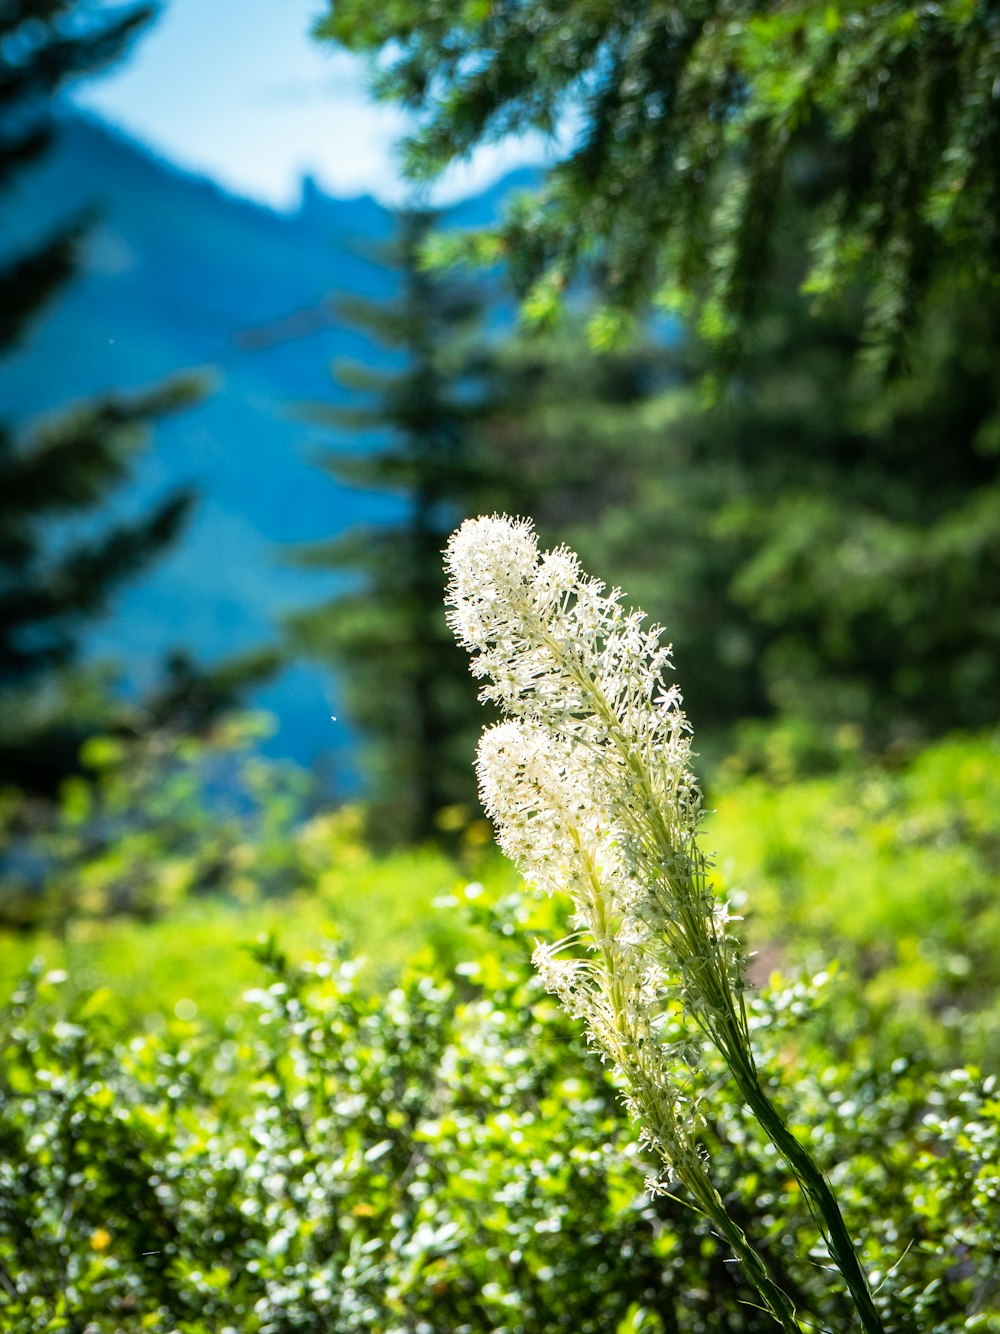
[
  {"x1": 727, "y1": 1047, "x2": 886, "y2": 1334},
  {"x1": 695, "y1": 1185, "x2": 803, "y2": 1332}
]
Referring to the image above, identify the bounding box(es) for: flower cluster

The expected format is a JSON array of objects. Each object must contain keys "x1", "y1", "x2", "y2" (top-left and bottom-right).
[
  {"x1": 444, "y1": 515, "x2": 687, "y2": 757},
  {"x1": 445, "y1": 516, "x2": 745, "y2": 1174},
  {"x1": 445, "y1": 515, "x2": 885, "y2": 1334}
]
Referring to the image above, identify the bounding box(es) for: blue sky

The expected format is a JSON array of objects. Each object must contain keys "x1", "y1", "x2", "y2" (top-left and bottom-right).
[{"x1": 72, "y1": 0, "x2": 551, "y2": 209}]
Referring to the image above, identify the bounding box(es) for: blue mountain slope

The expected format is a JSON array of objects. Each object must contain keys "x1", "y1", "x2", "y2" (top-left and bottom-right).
[{"x1": 0, "y1": 113, "x2": 538, "y2": 785}]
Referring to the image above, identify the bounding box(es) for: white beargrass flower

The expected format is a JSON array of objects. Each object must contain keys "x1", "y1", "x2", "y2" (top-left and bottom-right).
[
  {"x1": 446, "y1": 516, "x2": 747, "y2": 1180},
  {"x1": 446, "y1": 515, "x2": 746, "y2": 1048},
  {"x1": 445, "y1": 515, "x2": 887, "y2": 1334}
]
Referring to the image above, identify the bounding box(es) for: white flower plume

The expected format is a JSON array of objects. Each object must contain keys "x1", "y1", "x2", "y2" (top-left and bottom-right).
[
  {"x1": 444, "y1": 514, "x2": 875, "y2": 1334},
  {"x1": 447, "y1": 515, "x2": 750, "y2": 1162},
  {"x1": 446, "y1": 516, "x2": 738, "y2": 1018},
  {"x1": 445, "y1": 515, "x2": 687, "y2": 764}
]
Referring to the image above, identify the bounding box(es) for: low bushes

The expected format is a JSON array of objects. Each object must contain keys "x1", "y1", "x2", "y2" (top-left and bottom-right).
[{"x1": 2, "y1": 906, "x2": 998, "y2": 1333}]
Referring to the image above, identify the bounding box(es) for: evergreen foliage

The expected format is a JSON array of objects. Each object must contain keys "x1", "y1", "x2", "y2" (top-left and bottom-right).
[
  {"x1": 286, "y1": 212, "x2": 518, "y2": 844},
  {"x1": 0, "y1": 1, "x2": 152, "y2": 339},
  {"x1": 515, "y1": 284, "x2": 1000, "y2": 747},
  {"x1": 0, "y1": 1, "x2": 275, "y2": 791},
  {"x1": 321, "y1": 0, "x2": 1000, "y2": 374},
  {"x1": 0, "y1": 383, "x2": 200, "y2": 687}
]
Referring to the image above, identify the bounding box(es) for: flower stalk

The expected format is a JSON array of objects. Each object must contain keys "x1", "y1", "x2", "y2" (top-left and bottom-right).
[{"x1": 445, "y1": 514, "x2": 886, "y2": 1334}]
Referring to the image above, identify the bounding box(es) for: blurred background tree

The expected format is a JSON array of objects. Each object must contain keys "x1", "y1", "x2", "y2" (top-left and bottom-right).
[
  {"x1": 512, "y1": 279, "x2": 1000, "y2": 757},
  {"x1": 0, "y1": 0, "x2": 278, "y2": 794},
  {"x1": 318, "y1": 1, "x2": 1000, "y2": 768},
  {"x1": 323, "y1": 0, "x2": 1000, "y2": 377},
  {"x1": 286, "y1": 212, "x2": 519, "y2": 844},
  {"x1": 285, "y1": 216, "x2": 705, "y2": 841}
]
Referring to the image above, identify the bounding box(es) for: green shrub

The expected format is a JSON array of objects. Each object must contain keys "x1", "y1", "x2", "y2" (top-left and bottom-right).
[
  {"x1": 3, "y1": 726, "x2": 997, "y2": 1330},
  {"x1": 1, "y1": 901, "x2": 997, "y2": 1333},
  {"x1": 0, "y1": 714, "x2": 509, "y2": 1021},
  {"x1": 711, "y1": 729, "x2": 1000, "y2": 1067}
]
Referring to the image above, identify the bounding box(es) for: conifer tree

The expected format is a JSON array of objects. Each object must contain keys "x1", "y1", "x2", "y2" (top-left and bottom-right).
[
  {"x1": 286, "y1": 213, "x2": 515, "y2": 843},
  {"x1": 321, "y1": 1, "x2": 1000, "y2": 376},
  {"x1": 319, "y1": 0, "x2": 1000, "y2": 759},
  {"x1": 0, "y1": 2, "x2": 219, "y2": 790},
  {"x1": 485, "y1": 281, "x2": 1000, "y2": 755}
]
